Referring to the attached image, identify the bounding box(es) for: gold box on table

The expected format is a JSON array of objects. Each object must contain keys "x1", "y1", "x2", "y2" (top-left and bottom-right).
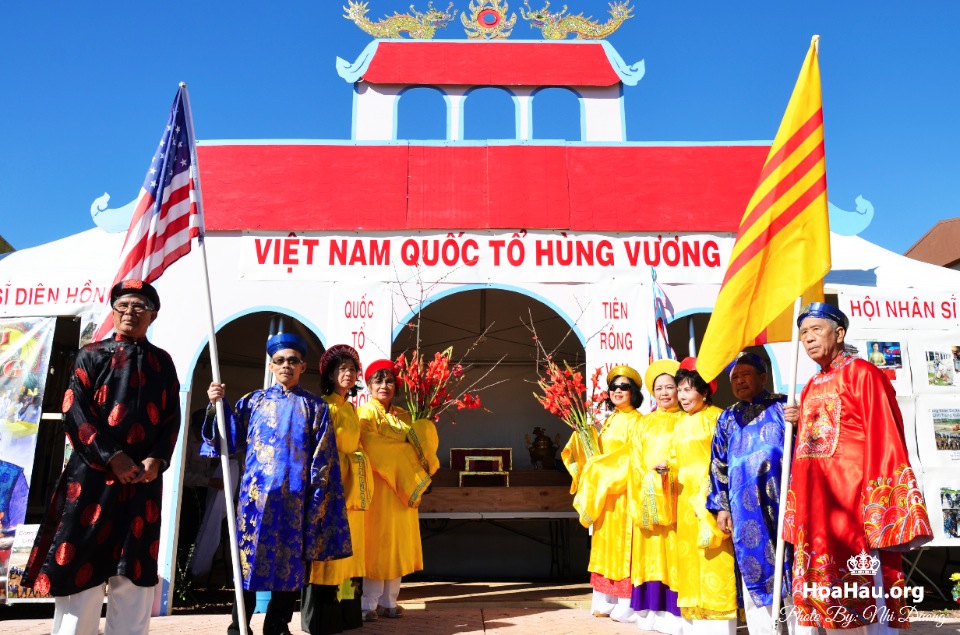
[{"x1": 451, "y1": 448, "x2": 511, "y2": 487}]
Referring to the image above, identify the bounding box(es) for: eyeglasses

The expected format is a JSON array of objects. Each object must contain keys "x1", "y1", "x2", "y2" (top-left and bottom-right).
[
  {"x1": 271, "y1": 356, "x2": 303, "y2": 366},
  {"x1": 113, "y1": 302, "x2": 154, "y2": 314},
  {"x1": 609, "y1": 382, "x2": 632, "y2": 392}
]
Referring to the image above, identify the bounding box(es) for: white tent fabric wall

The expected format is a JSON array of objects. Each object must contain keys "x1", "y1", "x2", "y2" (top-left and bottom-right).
[
  {"x1": 0, "y1": 229, "x2": 122, "y2": 318},
  {"x1": 5, "y1": 227, "x2": 960, "y2": 606}
]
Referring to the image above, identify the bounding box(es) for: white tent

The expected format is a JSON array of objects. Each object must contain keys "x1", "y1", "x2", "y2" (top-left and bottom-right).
[{"x1": 3, "y1": 225, "x2": 959, "y2": 607}]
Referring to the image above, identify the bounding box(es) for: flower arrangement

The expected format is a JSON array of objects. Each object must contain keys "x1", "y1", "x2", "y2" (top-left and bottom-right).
[
  {"x1": 394, "y1": 347, "x2": 484, "y2": 422},
  {"x1": 951, "y1": 571, "x2": 960, "y2": 606},
  {"x1": 533, "y1": 360, "x2": 607, "y2": 459}
]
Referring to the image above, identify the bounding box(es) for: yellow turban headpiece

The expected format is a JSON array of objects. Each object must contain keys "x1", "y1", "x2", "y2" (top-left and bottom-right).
[
  {"x1": 644, "y1": 359, "x2": 680, "y2": 393},
  {"x1": 606, "y1": 365, "x2": 642, "y2": 388}
]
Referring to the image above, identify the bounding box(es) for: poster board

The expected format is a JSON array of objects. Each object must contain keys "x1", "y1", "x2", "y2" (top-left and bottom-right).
[
  {"x1": 2, "y1": 523, "x2": 48, "y2": 602},
  {"x1": 919, "y1": 468, "x2": 960, "y2": 546},
  {"x1": 896, "y1": 396, "x2": 921, "y2": 470},
  {"x1": 906, "y1": 332, "x2": 960, "y2": 394},
  {"x1": 0, "y1": 318, "x2": 56, "y2": 547},
  {"x1": 914, "y1": 394, "x2": 960, "y2": 468},
  {"x1": 0, "y1": 317, "x2": 57, "y2": 604},
  {"x1": 846, "y1": 331, "x2": 913, "y2": 395}
]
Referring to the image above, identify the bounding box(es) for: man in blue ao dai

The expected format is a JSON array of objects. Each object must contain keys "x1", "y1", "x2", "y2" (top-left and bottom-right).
[{"x1": 706, "y1": 352, "x2": 795, "y2": 635}]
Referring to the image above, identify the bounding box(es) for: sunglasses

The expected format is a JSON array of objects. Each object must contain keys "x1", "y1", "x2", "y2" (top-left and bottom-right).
[
  {"x1": 271, "y1": 356, "x2": 303, "y2": 366},
  {"x1": 113, "y1": 302, "x2": 154, "y2": 313},
  {"x1": 609, "y1": 382, "x2": 632, "y2": 392}
]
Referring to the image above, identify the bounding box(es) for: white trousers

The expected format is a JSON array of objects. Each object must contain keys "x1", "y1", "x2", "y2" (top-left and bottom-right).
[
  {"x1": 190, "y1": 459, "x2": 238, "y2": 577},
  {"x1": 591, "y1": 589, "x2": 616, "y2": 616},
  {"x1": 361, "y1": 577, "x2": 401, "y2": 611},
  {"x1": 52, "y1": 576, "x2": 153, "y2": 635},
  {"x1": 591, "y1": 591, "x2": 636, "y2": 623},
  {"x1": 743, "y1": 579, "x2": 796, "y2": 635},
  {"x1": 681, "y1": 617, "x2": 737, "y2": 635},
  {"x1": 635, "y1": 609, "x2": 684, "y2": 634}
]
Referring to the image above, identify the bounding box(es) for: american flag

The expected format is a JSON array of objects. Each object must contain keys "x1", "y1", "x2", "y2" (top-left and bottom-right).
[{"x1": 93, "y1": 86, "x2": 201, "y2": 340}]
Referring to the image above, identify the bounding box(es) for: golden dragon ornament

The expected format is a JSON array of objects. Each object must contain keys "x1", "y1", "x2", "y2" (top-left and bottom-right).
[
  {"x1": 343, "y1": 1, "x2": 458, "y2": 39},
  {"x1": 520, "y1": 0, "x2": 633, "y2": 39}
]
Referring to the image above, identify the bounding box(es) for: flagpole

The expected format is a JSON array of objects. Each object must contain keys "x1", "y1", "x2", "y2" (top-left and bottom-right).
[
  {"x1": 771, "y1": 296, "x2": 802, "y2": 632},
  {"x1": 180, "y1": 82, "x2": 249, "y2": 635},
  {"x1": 771, "y1": 38, "x2": 823, "y2": 633}
]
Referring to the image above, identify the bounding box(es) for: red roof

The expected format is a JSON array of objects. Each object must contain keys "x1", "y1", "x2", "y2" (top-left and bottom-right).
[
  {"x1": 904, "y1": 217, "x2": 960, "y2": 267},
  {"x1": 358, "y1": 41, "x2": 623, "y2": 87},
  {"x1": 198, "y1": 143, "x2": 769, "y2": 233}
]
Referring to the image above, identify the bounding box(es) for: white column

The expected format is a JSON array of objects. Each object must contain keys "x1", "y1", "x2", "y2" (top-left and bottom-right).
[
  {"x1": 156, "y1": 389, "x2": 191, "y2": 615},
  {"x1": 444, "y1": 87, "x2": 468, "y2": 142},
  {"x1": 579, "y1": 86, "x2": 626, "y2": 142},
  {"x1": 354, "y1": 83, "x2": 401, "y2": 141},
  {"x1": 513, "y1": 88, "x2": 533, "y2": 141}
]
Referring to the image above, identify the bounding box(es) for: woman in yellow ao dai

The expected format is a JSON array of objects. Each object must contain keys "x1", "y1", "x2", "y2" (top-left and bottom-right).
[
  {"x1": 562, "y1": 364, "x2": 645, "y2": 623},
  {"x1": 357, "y1": 359, "x2": 439, "y2": 621},
  {"x1": 665, "y1": 358, "x2": 737, "y2": 635},
  {"x1": 627, "y1": 359, "x2": 684, "y2": 635},
  {"x1": 303, "y1": 344, "x2": 373, "y2": 634}
]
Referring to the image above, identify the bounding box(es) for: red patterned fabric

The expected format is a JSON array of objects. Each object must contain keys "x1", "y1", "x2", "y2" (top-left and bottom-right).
[
  {"x1": 126, "y1": 423, "x2": 145, "y2": 444},
  {"x1": 23, "y1": 335, "x2": 180, "y2": 596},
  {"x1": 108, "y1": 404, "x2": 126, "y2": 427},
  {"x1": 55, "y1": 543, "x2": 75, "y2": 566},
  {"x1": 75, "y1": 368, "x2": 91, "y2": 389},
  {"x1": 784, "y1": 353, "x2": 932, "y2": 629},
  {"x1": 66, "y1": 482, "x2": 81, "y2": 502},
  {"x1": 590, "y1": 572, "x2": 632, "y2": 599},
  {"x1": 62, "y1": 389, "x2": 74, "y2": 412}
]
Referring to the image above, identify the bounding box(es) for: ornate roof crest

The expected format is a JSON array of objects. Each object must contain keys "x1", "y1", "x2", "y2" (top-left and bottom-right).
[
  {"x1": 343, "y1": 1, "x2": 458, "y2": 39},
  {"x1": 461, "y1": 0, "x2": 518, "y2": 39},
  {"x1": 520, "y1": 0, "x2": 633, "y2": 39}
]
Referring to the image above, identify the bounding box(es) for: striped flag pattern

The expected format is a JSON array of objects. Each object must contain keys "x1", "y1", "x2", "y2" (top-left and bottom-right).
[
  {"x1": 647, "y1": 266, "x2": 677, "y2": 363},
  {"x1": 697, "y1": 39, "x2": 831, "y2": 382},
  {"x1": 93, "y1": 87, "x2": 200, "y2": 341}
]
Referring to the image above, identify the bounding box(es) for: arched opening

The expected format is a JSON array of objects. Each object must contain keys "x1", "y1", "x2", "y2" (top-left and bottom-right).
[
  {"x1": 531, "y1": 87, "x2": 581, "y2": 141},
  {"x1": 393, "y1": 287, "x2": 584, "y2": 468},
  {"x1": 665, "y1": 311, "x2": 708, "y2": 366},
  {"x1": 463, "y1": 87, "x2": 517, "y2": 141},
  {"x1": 392, "y1": 287, "x2": 590, "y2": 578},
  {"x1": 180, "y1": 311, "x2": 325, "y2": 589},
  {"x1": 397, "y1": 86, "x2": 447, "y2": 141},
  {"x1": 190, "y1": 312, "x2": 325, "y2": 401},
  {"x1": 665, "y1": 312, "x2": 771, "y2": 408}
]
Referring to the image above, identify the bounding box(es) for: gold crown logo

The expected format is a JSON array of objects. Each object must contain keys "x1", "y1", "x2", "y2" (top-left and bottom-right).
[{"x1": 846, "y1": 549, "x2": 880, "y2": 576}]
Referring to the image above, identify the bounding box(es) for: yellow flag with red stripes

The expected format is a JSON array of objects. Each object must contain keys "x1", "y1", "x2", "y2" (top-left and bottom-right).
[{"x1": 697, "y1": 37, "x2": 831, "y2": 382}]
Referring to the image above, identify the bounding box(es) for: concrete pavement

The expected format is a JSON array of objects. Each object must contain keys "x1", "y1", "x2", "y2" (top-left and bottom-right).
[
  {"x1": 2, "y1": 581, "x2": 958, "y2": 634},
  {"x1": 4, "y1": 606, "x2": 958, "y2": 635}
]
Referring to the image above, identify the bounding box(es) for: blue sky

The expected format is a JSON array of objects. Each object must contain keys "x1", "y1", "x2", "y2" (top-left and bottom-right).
[{"x1": 2, "y1": 1, "x2": 958, "y2": 254}]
